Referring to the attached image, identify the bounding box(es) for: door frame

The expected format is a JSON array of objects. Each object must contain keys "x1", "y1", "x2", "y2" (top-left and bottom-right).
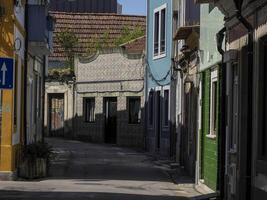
[
  {"x1": 48, "y1": 93, "x2": 65, "y2": 137},
  {"x1": 104, "y1": 97, "x2": 117, "y2": 144}
]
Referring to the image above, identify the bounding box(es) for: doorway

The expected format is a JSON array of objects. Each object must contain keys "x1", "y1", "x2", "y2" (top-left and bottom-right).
[
  {"x1": 104, "y1": 97, "x2": 117, "y2": 144},
  {"x1": 155, "y1": 91, "x2": 161, "y2": 150},
  {"x1": 48, "y1": 93, "x2": 64, "y2": 137}
]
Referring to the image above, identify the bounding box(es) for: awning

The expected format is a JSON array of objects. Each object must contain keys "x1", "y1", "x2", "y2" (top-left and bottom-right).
[{"x1": 173, "y1": 25, "x2": 200, "y2": 40}]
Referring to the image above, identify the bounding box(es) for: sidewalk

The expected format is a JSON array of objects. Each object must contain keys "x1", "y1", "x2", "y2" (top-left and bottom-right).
[{"x1": 150, "y1": 157, "x2": 219, "y2": 200}]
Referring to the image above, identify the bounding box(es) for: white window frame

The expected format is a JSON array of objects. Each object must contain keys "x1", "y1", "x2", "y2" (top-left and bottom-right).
[
  {"x1": 207, "y1": 69, "x2": 218, "y2": 138},
  {"x1": 153, "y1": 3, "x2": 167, "y2": 60},
  {"x1": 83, "y1": 97, "x2": 96, "y2": 123}
]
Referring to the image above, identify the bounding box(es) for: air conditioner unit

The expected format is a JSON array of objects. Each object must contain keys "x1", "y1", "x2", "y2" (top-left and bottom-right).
[{"x1": 228, "y1": 164, "x2": 237, "y2": 195}]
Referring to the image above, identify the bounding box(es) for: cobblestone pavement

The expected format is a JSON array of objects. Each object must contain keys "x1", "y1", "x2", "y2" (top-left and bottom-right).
[{"x1": 0, "y1": 138, "x2": 201, "y2": 200}]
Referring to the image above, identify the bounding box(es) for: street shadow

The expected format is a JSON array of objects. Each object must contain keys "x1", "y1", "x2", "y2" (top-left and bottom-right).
[{"x1": 0, "y1": 191, "x2": 190, "y2": 200}]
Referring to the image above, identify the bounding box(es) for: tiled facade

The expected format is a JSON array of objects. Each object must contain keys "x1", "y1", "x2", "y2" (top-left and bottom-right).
[
  {"x1": 74, "y1": 49, "x2": 145, "y2": 147},
  {"x1": 201, "y1": 69, "x2": 219, "y2": 191}
]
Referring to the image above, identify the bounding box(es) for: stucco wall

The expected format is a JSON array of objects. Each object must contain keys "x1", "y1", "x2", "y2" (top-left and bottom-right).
[
  {"x1": 199, "y1": 5, "x2": 224, "y2": 72},
  {"x1": 146, "y1": 0, "x2": 172, "y2": 89}
]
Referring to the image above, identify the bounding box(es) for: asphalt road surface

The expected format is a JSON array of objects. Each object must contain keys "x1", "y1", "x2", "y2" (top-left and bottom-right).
[{"x1": 0, "y1": 138, "x2": 199, "y2": 200}]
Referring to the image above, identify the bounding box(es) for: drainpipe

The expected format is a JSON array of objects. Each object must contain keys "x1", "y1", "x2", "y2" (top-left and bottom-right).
[
  {"x1": 41, "y1": 55, "x2": 46, "y2": 143},
  {"x1": 144, "y1": 0, "x2": 150, "y2": 151},
  {"x1": 216, "y1": 26, "x2": 226, "y2": 200},
  {"x1": 233, "y1": 1, "x2": 254, "y2": 199},
  {"x1": 24, "y1": 0, "x2": 29, "y2": 146}
]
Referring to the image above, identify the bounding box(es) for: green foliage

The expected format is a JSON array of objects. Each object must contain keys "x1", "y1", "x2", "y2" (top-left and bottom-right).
[
  {"x1": 115, "y1": 26, "x2": 144, "y2": 46},
  {"x1": 86, "y1": 26, "x2": 144, "y2": 56},
  {"x1": 48, "y1": 67, "x2": 74, "y2": 79},
  {"x1": 56, "y1": 29, "x2": 79, "y2": 69},
  {"x1": 23, "y1": 142, "x2": 55, "y2": 163},
  {"x1": 87, "y1": 31, "x2": 113, "y2": 55}
]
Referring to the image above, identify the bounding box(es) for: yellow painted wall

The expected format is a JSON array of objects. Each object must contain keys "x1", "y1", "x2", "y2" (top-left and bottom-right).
[{"x1": 0, "y1": 0, "x2": 23, "y2": 172}]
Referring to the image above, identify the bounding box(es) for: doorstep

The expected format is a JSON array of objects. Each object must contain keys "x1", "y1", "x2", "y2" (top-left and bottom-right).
[{"x1": 0, "y1": 171, "x2": 17, "y2": 181}]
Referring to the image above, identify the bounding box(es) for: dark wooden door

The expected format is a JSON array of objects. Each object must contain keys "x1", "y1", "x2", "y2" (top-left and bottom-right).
[
  {"x1": 49, "y1": 94, "x2": 64, "y2": 137},
  {"x1": 181, "y1": 85, "x2": 197, "y2": 177},
  {"x1": 155, "y1": 91, "x2": 161, "y2": 150},
  {"x1": 104, "y1": 97, "x2": 117, "y2": 144}
]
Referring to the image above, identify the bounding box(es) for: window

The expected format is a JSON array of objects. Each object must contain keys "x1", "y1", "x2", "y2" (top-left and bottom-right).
[
  {"x1": 83, "y1": 98, "x2": 95, "y2": 123},
  {"x1": 128, "y1": 97, "x2": 141, "y2": 124},
  {"x1": 163, "y1": 90, "x2": 169, "y2": 126},
  {"x1": 209, "y1": 69, "x2": 218, "y2": 137},
  {"x1": 153, "y1": 4, "x2": 166, "y2": 58},
  {"x1": 149, "y1": 91, "x2": 154, "y2": 126}
]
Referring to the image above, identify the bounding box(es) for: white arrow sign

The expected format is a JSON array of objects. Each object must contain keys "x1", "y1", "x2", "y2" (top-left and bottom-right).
[{"x1": 1, "y1": 62, "x2": 7, "y2": 85}]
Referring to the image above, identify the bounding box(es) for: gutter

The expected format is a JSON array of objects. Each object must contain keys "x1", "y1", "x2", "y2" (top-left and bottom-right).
[
  {"x1": 23, "y1": 0, "x2": 29, "y2": 146},
  {"x1": 144, "y1": 0, "x2": 149, "y2": 151}
]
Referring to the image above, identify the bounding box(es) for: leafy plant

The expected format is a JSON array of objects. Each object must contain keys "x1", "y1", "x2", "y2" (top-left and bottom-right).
[
  {"x1": 115, "y1": 26, "x2": 145, "y2": 46},
  {"x1": 56, "y1": 29, "x2": 79, "y2": 70},
  {"x1": 23, "y1": 142, "x2": 55, "y2": 164},
  {"x1": 87, "y1": 31, "x2": 114, "y2": 55}
]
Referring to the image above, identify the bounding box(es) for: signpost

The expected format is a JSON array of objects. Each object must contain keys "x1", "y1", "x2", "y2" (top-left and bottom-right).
[{"x1": 0, "y1": 58, "x2": 14, "y2": 89}]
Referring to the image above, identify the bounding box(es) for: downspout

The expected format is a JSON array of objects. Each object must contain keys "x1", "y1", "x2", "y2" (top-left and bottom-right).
[
  {"x1": 24, "y1": 0, "x2": 29, "y2": 146},
  {"x1": 144, "y1": 0, "x2": 149, "y2": 150},
  {"x1": 233, "y1": 1, "x2": 254, "y2": 199},
  {"x1": 216, "y1": 26, "x2": 226, "y2": 200},
  {"x1": 41, "y1": 56, "x2": 46, "y2": 143}
]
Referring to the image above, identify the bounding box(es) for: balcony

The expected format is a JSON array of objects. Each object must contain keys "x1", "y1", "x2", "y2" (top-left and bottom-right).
[{"x1": 28, "y1": 1, "x2": 54, "y2": 56}]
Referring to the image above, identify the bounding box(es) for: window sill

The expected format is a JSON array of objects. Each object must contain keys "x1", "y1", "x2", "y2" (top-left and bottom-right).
[
  {"x1": 153, "y1": 53, "x2": 166, "y2": 60},
  {"x1": 206, "y1": 134, "x2": 216, "y2": 139}
]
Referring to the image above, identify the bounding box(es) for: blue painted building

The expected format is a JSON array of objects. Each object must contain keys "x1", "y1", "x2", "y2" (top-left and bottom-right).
[{"x1": 145, "y1": 0, "x2": 174, "y2": 157}]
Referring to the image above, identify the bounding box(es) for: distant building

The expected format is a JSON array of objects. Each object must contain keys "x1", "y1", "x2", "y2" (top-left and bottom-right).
[
  {"x1": 74, "y1": 41, "x2": 145, "y2": 147},
  {"x1": 45, "y1": 12, "x2": 146, "y2": 148},
  {"x1": 49, "y1": 0, "x2": 122, "y2": 14},
  {"x1": 48, "y1": 12, "x2": 145, "y2": 67}
]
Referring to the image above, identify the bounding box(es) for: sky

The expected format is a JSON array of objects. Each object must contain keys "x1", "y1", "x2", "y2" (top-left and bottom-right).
[{"x1": 118, "y1": 0, "x2": 147, "y2": 16}]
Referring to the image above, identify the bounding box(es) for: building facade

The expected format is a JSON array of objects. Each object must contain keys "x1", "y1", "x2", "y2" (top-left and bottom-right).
[
  {"x1": 211, "y1": 0, "x2": 267, "y2": 199},
  {"x1": 74, "y1": 47, "x2": 145, "y2": 147},
  {"x1": 45, "y1": 12, "x2": 146, "y2": 147},
  {"x1": 27, "y1": 0, "x2": 54, "y2": 144},
  {"x1": 197, "y1": 4, "x2": 224, "y2": 192},
  {"x1": 0, "y1": 0, "x2": 26, "y2": 180},
  {"x1": 172, "y1": 0, "x2": 200, "y2": 177},
  {"x1": 0, "y1": 0, "x2": 53, "y2": 180},
  {"x1": 145, "y1": 0, "x2": 174, "y2": 158}
]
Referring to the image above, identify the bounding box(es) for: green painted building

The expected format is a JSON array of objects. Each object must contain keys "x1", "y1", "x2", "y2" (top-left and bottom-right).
[{"x1": 197, "y1": 4, "x2": 224, "y2": 191}]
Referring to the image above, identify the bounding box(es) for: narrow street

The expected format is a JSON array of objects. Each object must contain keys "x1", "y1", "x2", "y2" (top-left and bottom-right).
[{"x1": 0, "y1": 138, "x2": 199, "y2": 200}]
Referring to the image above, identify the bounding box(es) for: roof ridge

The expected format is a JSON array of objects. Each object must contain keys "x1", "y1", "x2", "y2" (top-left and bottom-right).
[{"x1": 49, "y1": 11, "x2": 146, "y2": 18}]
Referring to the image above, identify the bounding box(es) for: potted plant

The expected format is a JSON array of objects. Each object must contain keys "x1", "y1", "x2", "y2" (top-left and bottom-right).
[{"x1": 19, "y1": 142, "x2": 55, "y2": 179}]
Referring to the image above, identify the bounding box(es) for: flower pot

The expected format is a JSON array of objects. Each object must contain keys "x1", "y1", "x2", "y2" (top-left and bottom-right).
[{"x1": 19, "y1": 158, "x2": 47, "y2": 179}]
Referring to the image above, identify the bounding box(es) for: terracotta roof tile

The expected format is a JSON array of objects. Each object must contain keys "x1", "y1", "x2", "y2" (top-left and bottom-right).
[{"x1": 49, "y1": 12, "x2": 146, "y2": 61}]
